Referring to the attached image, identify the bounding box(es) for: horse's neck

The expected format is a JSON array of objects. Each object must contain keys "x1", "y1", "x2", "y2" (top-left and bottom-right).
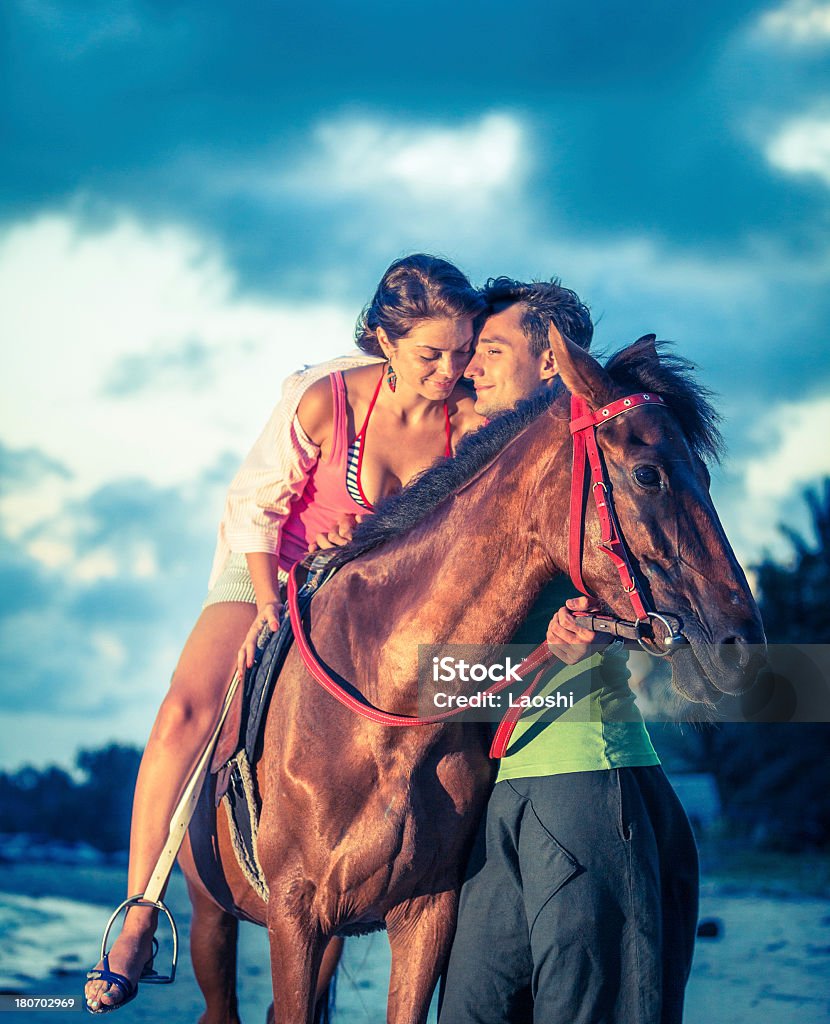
[{"x1": 349, "y1": 415, "x2": 573, "y2": 697}]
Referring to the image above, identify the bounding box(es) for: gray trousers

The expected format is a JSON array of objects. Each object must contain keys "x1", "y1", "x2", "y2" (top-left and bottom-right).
[{"x1": 439, "y1": 767, "x2": 698, "y2": 1024}]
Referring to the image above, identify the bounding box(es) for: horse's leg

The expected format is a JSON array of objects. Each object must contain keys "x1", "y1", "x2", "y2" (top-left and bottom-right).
[
  {"x1": 386, "y1": 891, "x2": 458, "y2": 1024},
  {"x1": 187, "y1": 880, "x2": 241, "y2": 1024},
  {"x1": 316, "y1": 937, "x2": 343, "y2": 1008},
  {"x1": 261, "y1": 938, "x2": 341, "y2": 1024},
  {"x1": 265, "y1": 899, "x2": 326, "y2": 1024}
]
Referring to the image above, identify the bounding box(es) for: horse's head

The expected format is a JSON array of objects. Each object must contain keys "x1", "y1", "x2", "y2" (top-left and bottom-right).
[{"x1": 547, "y1": 327, "x2": 767, "y2": 703}]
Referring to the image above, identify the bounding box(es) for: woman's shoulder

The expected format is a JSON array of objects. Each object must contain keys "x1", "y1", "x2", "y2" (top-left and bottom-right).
[
  {"x1": 297, "y1": 359, "x2": 384, "y2": 441},
  {"x1": 341, "y1": 361, "x2": 385, "y2": 395},
  {"x1": 296, "y1": 375, "x2": 335, "y2": 445},
  {"x1": 448, "y1": 385, "x2": 485, "y2": 439}
]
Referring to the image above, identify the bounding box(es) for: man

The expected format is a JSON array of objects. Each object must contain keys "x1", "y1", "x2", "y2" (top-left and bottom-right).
[{"x1": 438, "y1": 278, "x2": 699, "y2": 1024}]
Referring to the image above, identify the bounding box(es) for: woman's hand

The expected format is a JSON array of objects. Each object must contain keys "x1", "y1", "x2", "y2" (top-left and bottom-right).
[
  {"x1": 546, "y1": 596, "x2": 608, "y2": 665},
  {"x1": 308, "y1": 513, "x2": 364, "y2": 552},
  {"x1": 237, "y1": 601, "x2": 282, "y2": 680}
]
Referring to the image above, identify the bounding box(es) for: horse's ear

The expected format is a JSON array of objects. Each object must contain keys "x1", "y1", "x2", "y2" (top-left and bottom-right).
[
  {"x1": 548, "y1": 323, "x2": 615, "y2": 409},
  {"x1": 635, "y1": 334, "x2": 659, "y2": 362}
]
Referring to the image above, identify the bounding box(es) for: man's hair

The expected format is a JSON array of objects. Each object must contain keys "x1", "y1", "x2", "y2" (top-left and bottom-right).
[{"x1": 481, "y1": 277, "x2": 593, "y2": 356}]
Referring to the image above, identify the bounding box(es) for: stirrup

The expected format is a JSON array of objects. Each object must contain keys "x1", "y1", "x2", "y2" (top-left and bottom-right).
[{"x1": 98, "y1": 895, "x2": 178, "y2": 985}]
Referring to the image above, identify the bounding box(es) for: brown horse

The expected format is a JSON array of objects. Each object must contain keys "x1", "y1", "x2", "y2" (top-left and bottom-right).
[{"x1": 179, "y1": 329, "x2": 765, "y2": 1023}]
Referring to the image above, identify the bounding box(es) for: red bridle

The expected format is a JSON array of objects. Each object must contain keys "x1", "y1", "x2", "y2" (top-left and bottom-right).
[
  {"x1": 286, "y1": 390, "x2": 685, "y2": 758},
  {"x1": 568, "y1": 392, "x2": 684, "y2": 632}
]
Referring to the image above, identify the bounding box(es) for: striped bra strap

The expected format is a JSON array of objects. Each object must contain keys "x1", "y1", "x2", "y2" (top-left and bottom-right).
[
  {"x1": 345, "y1": 434, "x2": 373, "y2": 510},
  {"x1": 345, "y1": 372, "x2": 453, "y2": 509}
]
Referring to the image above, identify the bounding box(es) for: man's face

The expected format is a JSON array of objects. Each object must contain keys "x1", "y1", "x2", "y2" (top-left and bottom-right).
[{"x1": 465, "y1": 303, "x2": 555, "y2": 416}]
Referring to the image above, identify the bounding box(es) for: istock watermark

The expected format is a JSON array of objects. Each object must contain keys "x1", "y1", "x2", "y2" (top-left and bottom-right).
[
  {"x1": 432, "y1": 655, "x2": 523, "y2": 684},
  {"x1": 430, "y1": 655, "x2": 575, "y2": 710},
  {"x1": 416, "y1": 643, "x2": 830, "y2": 724}
]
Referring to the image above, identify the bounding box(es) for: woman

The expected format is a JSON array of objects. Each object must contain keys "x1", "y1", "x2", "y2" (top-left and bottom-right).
[{"x1": 85, "y1": 254, "x2": 485, "y2": 1013}]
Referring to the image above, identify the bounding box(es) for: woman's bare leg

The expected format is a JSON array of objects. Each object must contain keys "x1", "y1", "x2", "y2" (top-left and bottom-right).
[{"x1": 85, "y1": 601, "x2": 257, "y2": 1011}]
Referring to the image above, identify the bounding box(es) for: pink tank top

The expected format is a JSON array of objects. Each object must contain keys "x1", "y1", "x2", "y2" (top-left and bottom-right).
[
  {"x1": 279, "y1": 371, "x2": 452, "y2": 570},
  {"x1": 278, "y1": 372, "x2": 369, "y2": 570}
]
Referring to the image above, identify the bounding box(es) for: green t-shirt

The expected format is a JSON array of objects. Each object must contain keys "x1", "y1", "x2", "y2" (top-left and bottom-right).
[{"x1": 496, "y1": 577, "x2": 660, "y2": 782}]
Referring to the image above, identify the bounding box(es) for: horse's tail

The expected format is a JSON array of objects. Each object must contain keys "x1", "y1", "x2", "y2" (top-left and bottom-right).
[{"x1": 314, "y1": 963, "x2": 338, "y2": 1024}]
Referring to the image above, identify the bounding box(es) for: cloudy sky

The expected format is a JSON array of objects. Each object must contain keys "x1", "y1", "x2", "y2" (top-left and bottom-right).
[{"x1": 2, "y1": 0, "x2": 829, "y2": 768}]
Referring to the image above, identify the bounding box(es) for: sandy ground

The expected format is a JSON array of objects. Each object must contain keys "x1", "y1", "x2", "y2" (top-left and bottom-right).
[{"x1": 2, "y1": 863, "x2": 829, "y2": 1022}]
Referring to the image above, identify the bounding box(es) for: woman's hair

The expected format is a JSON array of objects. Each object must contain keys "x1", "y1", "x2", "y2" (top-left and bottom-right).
[{"x1": 355, "y1": 254, "x2": 486, "y2": 356}]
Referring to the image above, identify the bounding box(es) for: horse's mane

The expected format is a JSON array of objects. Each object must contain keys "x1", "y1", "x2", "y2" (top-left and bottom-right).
[
  {"x1": 332, "y1": 335, "x2": 722, "y2": 565},
  {"x1": 605, "y1": 335, "x2": 723, "y2": 464}
]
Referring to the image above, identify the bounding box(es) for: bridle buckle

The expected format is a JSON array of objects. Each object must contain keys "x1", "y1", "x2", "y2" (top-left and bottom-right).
[{"x1": 635, "y1": 611, "x2": 684, "y2": 658}]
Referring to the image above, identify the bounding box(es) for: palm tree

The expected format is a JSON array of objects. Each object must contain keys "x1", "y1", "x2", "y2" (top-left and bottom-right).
[{"x1": 754, "y1": 478, "x2": 830, "y2": 644}]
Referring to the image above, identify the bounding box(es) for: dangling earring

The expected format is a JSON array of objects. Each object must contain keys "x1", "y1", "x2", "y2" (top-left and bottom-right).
[{"x1": 386, "y1": 360, "x2": 397, "y2": 393}]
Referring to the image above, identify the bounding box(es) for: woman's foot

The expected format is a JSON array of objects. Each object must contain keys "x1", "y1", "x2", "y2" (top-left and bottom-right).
[{"x1": 85, "y1": 925, "x2": 155, "y2": 1013}]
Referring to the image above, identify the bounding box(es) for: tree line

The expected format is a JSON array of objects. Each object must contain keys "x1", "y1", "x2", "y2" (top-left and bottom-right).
[{"x1": 0, "y1": 744, "x2": 141, "y2": 855}]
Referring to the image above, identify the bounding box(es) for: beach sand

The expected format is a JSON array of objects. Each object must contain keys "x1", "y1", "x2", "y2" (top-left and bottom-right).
[{"x1": 2, "y1": 862, "x2": 828, "y2": 1022}]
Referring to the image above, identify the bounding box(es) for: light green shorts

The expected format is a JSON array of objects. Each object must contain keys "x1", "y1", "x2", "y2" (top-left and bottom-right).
[{"x1": 202, "y1": 553, "x2": 289, "y2": 609}]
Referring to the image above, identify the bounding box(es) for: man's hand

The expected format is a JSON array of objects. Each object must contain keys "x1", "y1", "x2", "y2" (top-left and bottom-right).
[
  {"x1": 546, "y1": 596, "x2": 609, "y2": 665},
  {"x1": 308, "y1": 513, "x2": 364, "y2": 552}
]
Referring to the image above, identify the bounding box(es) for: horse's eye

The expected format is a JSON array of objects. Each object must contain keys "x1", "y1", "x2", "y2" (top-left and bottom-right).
[{"x1": 633, "y1": 465, "x2": 662, "y2": 488}]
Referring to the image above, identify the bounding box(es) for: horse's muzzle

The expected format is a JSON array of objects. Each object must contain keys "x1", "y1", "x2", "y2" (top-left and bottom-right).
[{"x1": 688, "y1": 630, "x2": 768, "y2": 697}]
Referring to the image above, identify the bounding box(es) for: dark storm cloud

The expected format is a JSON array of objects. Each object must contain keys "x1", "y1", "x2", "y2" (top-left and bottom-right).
[
  {"x1": 4, "y1": 0, "x2": 823, "y2": 290},
  {"x1": 3, "y1": 0, "x2": 826, "y2": 449}
]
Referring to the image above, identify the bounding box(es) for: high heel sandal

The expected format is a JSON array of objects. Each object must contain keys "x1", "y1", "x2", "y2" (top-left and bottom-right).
[{"x1": 84, "y1": 897, "x2": 178, "y2": 1014}]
